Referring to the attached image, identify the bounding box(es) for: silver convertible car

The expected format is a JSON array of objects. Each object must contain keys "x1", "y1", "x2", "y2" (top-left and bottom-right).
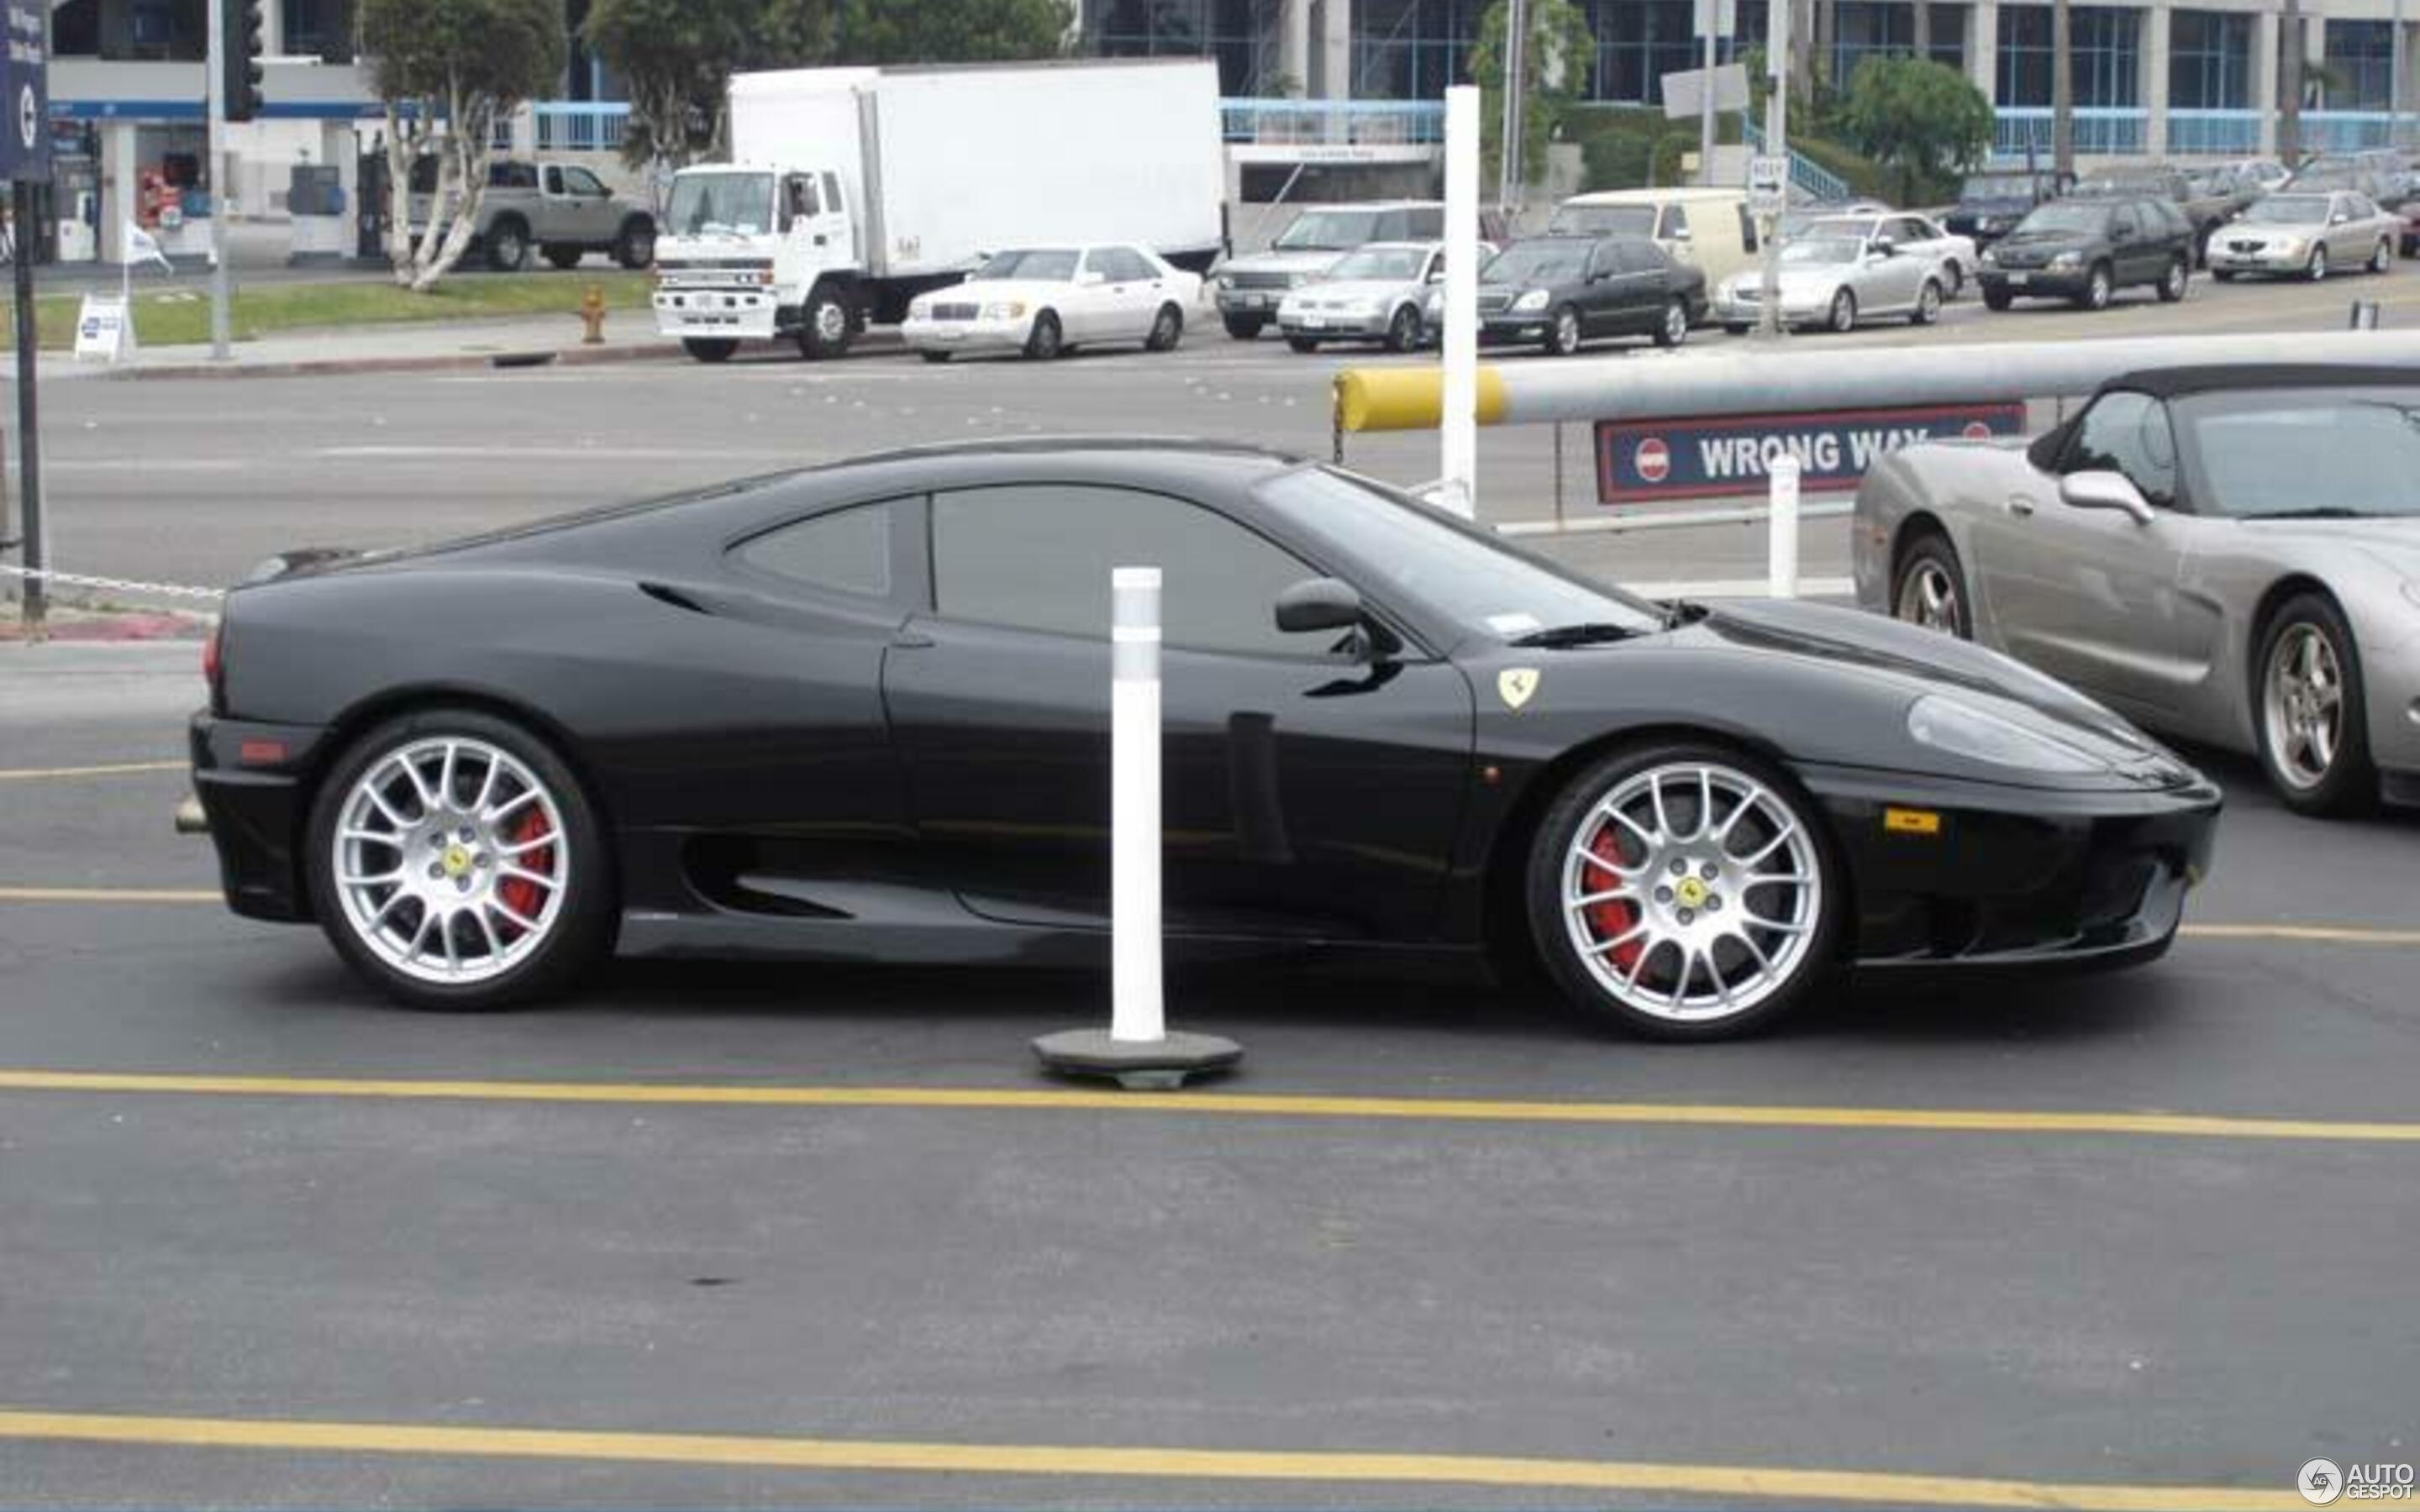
[{"x1": 1855, "y1": 365, "x2": 2420, "y2": 814}]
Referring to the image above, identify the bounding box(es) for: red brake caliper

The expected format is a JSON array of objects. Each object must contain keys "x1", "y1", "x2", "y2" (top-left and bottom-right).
[
  {"x1": 495, "y1": 807, "x2": 554, "y2": 933},
  {"x1": 1583, "y1": 827, "x2": 1645, "y2": 973}
]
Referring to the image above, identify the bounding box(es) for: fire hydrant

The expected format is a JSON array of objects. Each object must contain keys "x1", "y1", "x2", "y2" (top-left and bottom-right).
[{"x1": 578, "y1": 283, "x2": 608, "y2": 344}]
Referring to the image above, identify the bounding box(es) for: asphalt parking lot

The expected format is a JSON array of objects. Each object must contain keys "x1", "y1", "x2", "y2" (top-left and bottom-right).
[
  {"x1": 3, "y1": 265, "x2": 2418, "y2": 1507},
  {"x1": 2, "y1": 634, "x2": 2416, "y2": 1508}
]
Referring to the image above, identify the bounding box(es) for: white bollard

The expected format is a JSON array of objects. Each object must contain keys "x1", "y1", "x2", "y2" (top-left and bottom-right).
[
  {"x1": 1109, "y1": 566, "x2": 1165, "y2": 1043},
  {"x1": 1768, "y1": 455, "x2": 1801, "y2": 599},
  {"x1": 1030, "y1": 568, "x2": 1242, "y2": 1089},
  {"x1": 1439, "y1": 85, "x2": 1481, "y2": 521}
]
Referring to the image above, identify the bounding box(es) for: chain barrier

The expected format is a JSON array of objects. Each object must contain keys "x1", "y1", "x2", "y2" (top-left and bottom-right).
[{"x1": 0, "y1": 561, "x2": 226, "y2": 603}]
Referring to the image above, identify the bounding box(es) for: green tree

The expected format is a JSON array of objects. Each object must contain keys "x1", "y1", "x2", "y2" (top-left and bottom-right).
[
  {"x1": 1836, "y1": 55, "x2": 1991, "y2": 205},
  {"x1": 832, "y1": 0, "x2": 1073, "y2": 64},
  {"x1": 582, "y1": 0, "x2": 832, "y2": 172},
  {"x1": 357, "y1": 0, "x2": 566, "y2": 291},
  {"x1": 1470, "y1": 0, "x2": 1595, "y2": 198}
]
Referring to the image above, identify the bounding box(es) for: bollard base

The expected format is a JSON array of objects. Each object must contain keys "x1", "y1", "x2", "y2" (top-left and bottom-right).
[{"x1": 1032, "y1": 1029, "x2": 1243, "y2": 1090}]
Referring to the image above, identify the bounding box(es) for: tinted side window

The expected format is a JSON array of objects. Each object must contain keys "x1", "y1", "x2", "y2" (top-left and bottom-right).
[
  {"x1": 543, "y1": 165, "x2": 566, "y2": 195},
  {"x1": 1737, "y1": 202, "x2": 1759, "y2": 254},
  {"x1": 1407, "y1": 206, "x2": 1443, "y2": 238},
  {"x1": 564, "y1": 166, "x2": 607, "y2": 197},
  {"x1": 1104, "y1": 247, "x2": 1156, "y2": 281},
  {"x1": 932, "y1": 485, "x2": 1328, "y2": 658},
  {"x1": 1616, "y1": 240, "x2": 1664, "y2": 274},
  {"x1": 1662, "y1": 205, "x2": 1692, "y2": 240},
  {"x1": 736, "y1": 502, "x2": 894, "y2": 598},
  {"x1": 2065, "y1": 391, "x2": 2178, "y2": 507}
]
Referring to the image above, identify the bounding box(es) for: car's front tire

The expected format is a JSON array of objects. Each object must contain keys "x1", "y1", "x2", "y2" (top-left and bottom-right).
[
  {"x1": 1982, "y1": 285, "x2": 2013, "y2": 311},
  {"x1": 2307, "y1": 245, "x2": 2329, "y2": 282},
  {"x1": 2075, "y1": 262, "x2": 2113, "y2": 311},
  {"x1": 1023, "y1": 310, "x2": 1064, "y2": 360},
  {"x1": 1827, "y1": 287, "x2": 1858, "y2": 333},
  {"x1": 2255, "y1": 593, "x2": 2375, "y2": 816},
  {"x1": 1527, "y1": 743, "x2": 1839, "y2": 1041},
  {"x1": 1222, "y1": 313, "x2": 1266, "y2": 340},
  {"x1": 1910, "y1": 279, "x2": 1943, "y2": 325},
  {"x1": 1385, "y1": 304, "x2": 1423, "y2": 352},
  {"x1": 2157, "y1": 255, "x2": 2189, "y2": 302},
  {"x1": 1653, "y1": 297, "x2": 1689, "y2": 348},
  {"x1": 1544, "y1": 305, "x2": 1582, "y2": 355},
  {"x1": 1145, "y1": 302, "x2": 1185, "y2": 352},
  {"x1": 305, "y1": 710, "x2": 616, "y2": 1011},
  {"x1": 2371, "y1": 239, "x2": 2394, "y2": 275},
  {"x1": 681, "y1": 338, "x2": 738, "y2": 364}
]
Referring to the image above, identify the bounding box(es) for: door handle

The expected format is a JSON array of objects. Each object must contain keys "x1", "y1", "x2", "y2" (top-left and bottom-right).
[
  {"x1": 813, "y1": 234, "x2": 827, "y2": 246},
  {"x1": 2007, "y1": 495, "x2": 2038, "y2": 517},
  {"x1": 891, "y1": 627, "x2": 935, "y2": 648}
]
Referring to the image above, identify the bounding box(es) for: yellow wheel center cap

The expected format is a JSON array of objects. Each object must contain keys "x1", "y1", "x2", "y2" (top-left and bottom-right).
[
  {"x1": 1676, "y1": 877, "x2": 1709, "y2": 908},
  {"x1": 442, "y1": 843, "x2": 472, "y2": 879}
]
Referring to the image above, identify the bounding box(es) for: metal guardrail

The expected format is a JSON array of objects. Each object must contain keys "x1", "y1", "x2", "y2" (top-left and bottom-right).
[
  {"x1": 534, "y1": 102, "x2": 632, "y2": 154},
  {"x1": 1993, "y1": 106, "x2": 2148, "y2": 159},
  {"x1": 1219, "y1": 97, "x2": 1444, "y2": 146},
  {"x1": 2167, "y1": 108, "x2": 2263, "y2": 156}
]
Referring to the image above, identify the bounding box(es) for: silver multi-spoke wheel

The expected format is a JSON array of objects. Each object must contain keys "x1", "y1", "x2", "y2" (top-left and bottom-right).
[
  {"x1": 1557, "y1": 762, "x2": 1823, "y2": 1026},
  {"x1": 330, "y1": 737, "x2": 569, "y2": 985},
  {"x1": 2263, "y1": 624, "x2": 2344, "y2": 790},
  {"x1": 1897, "y1": 559, "x2": 1961, "y2": 633}
]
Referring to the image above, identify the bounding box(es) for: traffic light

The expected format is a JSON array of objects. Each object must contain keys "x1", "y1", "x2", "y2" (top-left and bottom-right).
[{"x1": 221, "y1": 0, "x2": 265, "y2": 123}]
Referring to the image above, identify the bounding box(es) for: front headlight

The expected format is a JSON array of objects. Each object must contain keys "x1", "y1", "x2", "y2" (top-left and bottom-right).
[
  {"x1": 1286, "y1": 271, "x2": 1313, "y2": 288},
  {"x1": 1215, "y1": 272, "x2": 1234, "y2": 290},
  {"x1": 981, "y1": 301, "x2": 1027, "y2": 320},
  {"x1": 2275, "y1": 237, "x2": 2305, "y2": 255},
  {"x1": 1979, "y1": 248, "x2": 1996, "y2": 265},
  {"x1": 1907, "y1": 696, "x2": 2105, "y2": 774},
  {"x1": 1512, "y1": 289, "x2": 1549, "y2": 312},
  {"x1": 2049, "y1": 251, "x2": 2082, "y2": 270}
]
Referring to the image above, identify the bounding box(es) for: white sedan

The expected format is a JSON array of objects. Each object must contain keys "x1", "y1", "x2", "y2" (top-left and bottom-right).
[
  {"x1": 1807, "y1": 212, "x2": 1980, "y2": 299},
  {"x1": 902, "y1": 244, "x2": 1202, "y2": 361}
]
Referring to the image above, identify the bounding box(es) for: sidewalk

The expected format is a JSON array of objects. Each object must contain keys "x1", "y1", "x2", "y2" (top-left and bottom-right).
[{"x1": 18, "y1": 311, "x2": 683, "y2": 383}]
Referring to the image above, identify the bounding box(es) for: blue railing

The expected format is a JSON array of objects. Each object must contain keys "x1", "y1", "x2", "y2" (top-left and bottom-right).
[
  {"x1": 1219, "y1": 97, "x2": 1444, "y2": 145},
  {"x1": 2166, "y1": 108, "x2": 2261, "y2": 156},
  {"x1": 1993, "y1": 106, "x2": 2149, "y2": 159},
  {"x1": 1741, "y1": 120, "x2": 1855, "y2": 202},
  {"x1": 534, "y1": 102, "x2": 631, "y2": 153},
  {"x1": 2296, "y1": 110, "x2": 2397, "y2": 152}
]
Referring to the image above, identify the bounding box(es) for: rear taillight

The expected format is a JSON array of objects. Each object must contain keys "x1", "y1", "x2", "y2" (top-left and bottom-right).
[{"x1": 203, "y1": 621, "x2": 225, "y2": 712}]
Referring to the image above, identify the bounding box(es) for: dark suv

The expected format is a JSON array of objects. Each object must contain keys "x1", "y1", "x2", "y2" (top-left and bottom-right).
[
  {"x1": 1977, "y1": 196, "x2": 2196, "y2": 311},
  {"x1": 1943, "y1": 169, "x2": 2072, "y2": 248},
  {"x1": 2073, "y1": 165, "x2": 2238, "y2": 264},
  {"x1": 1465, "y1": 234, "x2": 1707, "y2": 354}
]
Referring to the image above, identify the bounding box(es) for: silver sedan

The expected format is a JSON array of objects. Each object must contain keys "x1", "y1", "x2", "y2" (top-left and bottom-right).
[
  {"x1": 2207, "y1": 192, "x2": 2399, "y2": 281},
  {"x1": 1854, "y1": 365, "x2": 2420, "y2": 815}
]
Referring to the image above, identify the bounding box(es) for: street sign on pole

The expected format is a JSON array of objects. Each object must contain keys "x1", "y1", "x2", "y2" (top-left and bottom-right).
[
  {"x1": 1747, "y1": 154, "x2": 1790, "y2": 215},
  {"x1": 3, "y1": 0, "x2": 46, "y2": 638},
  {"x1": 1660, "y1": 63, "x2": 1750, "y2": 120},
  {"x1": 0, "y1": 1, "x2": 50, "y2": 186}
]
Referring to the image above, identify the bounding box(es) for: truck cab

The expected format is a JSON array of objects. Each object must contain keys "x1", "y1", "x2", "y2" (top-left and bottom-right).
[{"x1": 654, "y1": 164, "x2": 861, "y2": 363}]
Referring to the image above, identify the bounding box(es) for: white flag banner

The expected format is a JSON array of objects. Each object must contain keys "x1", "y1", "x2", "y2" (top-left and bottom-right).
[{"x1": 122, "y1": 221, "x2": 174, "y2": 272}]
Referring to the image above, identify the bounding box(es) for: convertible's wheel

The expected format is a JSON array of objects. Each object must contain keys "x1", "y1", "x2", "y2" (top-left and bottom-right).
[
  {"x1": 306, "y1": 711, "x2": 615, "y2": 1010},
  {"x1": 1528, "y1": 745, "x2": 1838, "y2": 1041},
  {"x1": 1653, "y1": 297, "x2": 1690, "y2": 348},
  {"x1": 1891, "y1": 531, "x2": 1971, "y2": 638},
  {"x1": 2256, "y1": 595, "x2": 2375, "y2": 816},
  {"x1": 1827, "y1": 287, "x2": 1857, "y2": 333}
]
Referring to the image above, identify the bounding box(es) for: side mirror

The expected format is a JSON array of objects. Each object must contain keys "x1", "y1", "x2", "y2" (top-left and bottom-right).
[
  {"x1": 1872, "y1": 237, "x2": 1896, "y2": 258},
  {"x1": 1670, "y1": 226, "x2": 1694, "y2": 243},
  {"x1": 2059, "y1": 470, "x2": 2155, "y2": 526},
  {"x1": 1275, "y1": 576, "x2": 1365, "y2": 633},
  {"x1": 1076, "y1": 269, "x2": 1107, "y2": 286}
]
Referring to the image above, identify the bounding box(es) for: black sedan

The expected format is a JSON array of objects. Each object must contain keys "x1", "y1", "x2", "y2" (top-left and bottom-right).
[
  {"x1": 192, "y1": 441, "x2": 2220, "y2": 1041},
  {"x1": 1459, "y1": 234, "x2": 1705, "y2": 354}
]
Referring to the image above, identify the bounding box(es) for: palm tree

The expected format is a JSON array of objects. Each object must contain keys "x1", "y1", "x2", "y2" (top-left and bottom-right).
[
  {"x1": 2051, "y1": 0, "x2": 2073, "y2": 174},
  {"x1": 1912, "y1": 0, "x2": 1930, "y2": 62},
  {"x1": 2280, "y1": 0, "x2": 2305, "y2": 163}
]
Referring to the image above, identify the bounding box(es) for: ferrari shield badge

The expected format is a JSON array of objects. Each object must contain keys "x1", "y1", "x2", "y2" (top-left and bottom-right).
[{"x1": 1497, "y1": 667, "x2": 1540, "y2": 710}]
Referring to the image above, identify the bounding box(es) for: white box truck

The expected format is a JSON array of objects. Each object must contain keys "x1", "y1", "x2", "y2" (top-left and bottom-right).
[{"x1": 652, "y1": 59, "x2": 1227, "y2": 363}]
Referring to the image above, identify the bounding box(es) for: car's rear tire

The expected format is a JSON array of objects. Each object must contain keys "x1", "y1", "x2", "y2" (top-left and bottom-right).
[
  {"x1": 2254, "y1": 593, "x2": 2376, "y2": 816},
  {"x1": 1286, "y1": 335, "x2": 1321, "y2": 354},
  {"x1": 681, "y1": 338, "x2": 738, "y2": 363},
  {"x1": 1891, "y1": 530, "x2": 1972, "y2": 639},
  {"x1": 485, "y1": 217, "x2": 529, "y2": 272},
  {"x1": 542, "y1": 244, "x2": 582, "y2": 270},
  {"x1": 1023, "y1": 309, "x2": 1064, "y2": 360},
  {"x1": 1982, "y1": 285, "x2": 2013, "y2": 311},
  {"x1": 1910, "y1": 279, "x2": 1943, "y2": 325},
  {"x1": 305, "y1": 709, "x2": 617, "y2": 1011},
  {"x1": 1653, "y1": 297, "x2": 1689, "y2": 348},
  {"x1": 1145, "y1": 302, "x2": 1185, "y2": 352},
  {"x1": 1222, "y1": 313, "x2": 1266, "y2": 340},
  {"x1": 1527, "y1": 743, "x2": 1840, "y2": 1041},
  {"x1": 614, "y1": 218, "x2": 656, "y2": 270}
]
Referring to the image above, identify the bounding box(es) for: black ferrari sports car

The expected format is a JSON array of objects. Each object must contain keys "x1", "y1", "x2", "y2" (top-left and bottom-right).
[{"x1": 192, "y1": 439, "x2": 2221, "y2": 1039}]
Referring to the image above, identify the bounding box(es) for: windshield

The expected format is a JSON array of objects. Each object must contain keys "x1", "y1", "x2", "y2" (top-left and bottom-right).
[
  {"x1": 2078, "y1": 174, "x2": 2168, "y2": 197},
  {"x1": 975, "y1": 248, "x2": 1079, "y2": 281},
  {"x1": 1780, "y1": 237, "x2": 1862, "y2": 266},
  {"x1": 1484, "y1": 241, "x2": 1590, "y2": 284},
  {"x1": 1961, "y1": 174, "x2": 2037, "y2": 199},
  {"x1": 2012, "y1": 202, "x2": 2110, "y2": 234},
  {"x1": 2181, "y1": 388, "x2": 2420, "y2": 518},
  {"x1": 2291, "y1": 171, "x2": 2359, "y2": 191},
  {"x1": 2245, "y1": 196, "x2": 2333, "y2": 224},
  {"x1": 1255, "y1": 467, "x2": 1664, "y2": 643},
  {"x1": 1326, "y1": 247, "x2": 1426, "y2": 281},
  {"x1": 1274, "y1": 210, "x2": 1386, "y2": 250},
  {"x1": 666, "y1": 173, "x2": 774, "y2": 238},
  {"x1": 1548, "y1": 204, "x2": 1660, "y2": 237}
]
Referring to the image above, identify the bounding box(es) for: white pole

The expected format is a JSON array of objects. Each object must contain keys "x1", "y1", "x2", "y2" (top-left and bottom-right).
[
  {"x1": 1756, "y1": 0, "x2": 1789, "y2": 339},
  {"x1": 1108, "y1": 566, "x2": 1165, "y2": 1044},
  {"x1": 1441, "y1": 85, "x2": 1480, "y2": 520},
  {"x1": 1767, "y1": 455, "x2": 1801, "y2": 597}
]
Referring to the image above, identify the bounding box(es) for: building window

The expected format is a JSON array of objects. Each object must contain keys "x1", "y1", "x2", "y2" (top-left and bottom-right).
[
  {"x1": 2169, "y1": 10, "x2": 2249, "y2": 110},
  {"x1": 1092, "y1": 0, "x2": 1286, "y2": 95},
  {"x1": 1354, "y1": 0, "x2": 1486, "y2": 101},
  {"x1": 1830, "y1": 3, "x2": 1965, "y2": 86},
  {"x1": 1591, "y1": 0, "x2": 1697, "y2": 105},
  {"x1": 1997, "y1": 4, "x2": 2137, "y2": 108},
  {"x1": 2324, "y1": 19, "x2": 2393, "y2": 111}
]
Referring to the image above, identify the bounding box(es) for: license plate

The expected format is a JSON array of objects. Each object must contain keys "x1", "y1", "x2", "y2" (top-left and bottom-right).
[
  {"x1": 1242, "y1": 293, "x2": 1266, "y2": 309},
  {"x1": 2007, "y1": 272, "x2": 2029, "y2": 287},
  {"x1": 1302, "y1": 315, "x2": 1325, "y2": 328}
]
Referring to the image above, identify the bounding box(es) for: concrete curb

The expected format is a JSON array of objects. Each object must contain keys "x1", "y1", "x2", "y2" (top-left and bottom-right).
[{"x1": 103, "y1": 328, "x2": 911, "y2": 381}]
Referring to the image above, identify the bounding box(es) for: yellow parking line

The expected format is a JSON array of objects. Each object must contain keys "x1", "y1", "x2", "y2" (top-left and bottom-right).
[
  {"x1": 0, "y1": 760, "x2": 185, "y2": 781},
  {"x1": 0, "y1": 1408, "x2": 2302, "y2": 1509},
  {"x1": 1, "y1": 1068, "x2": 2413, "y2": 1142},
  {"x1": 2182, "y1": 923, "x2": 2420, "y2": 947},
  {"x1": 0, "y1": 887, "x2": 218, "y2": 904}
]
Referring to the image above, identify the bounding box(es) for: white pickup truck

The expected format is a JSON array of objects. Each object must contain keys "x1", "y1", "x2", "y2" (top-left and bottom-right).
[{"x1": 652, "y1": 60, "x2": 1225, "y2": 362}]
